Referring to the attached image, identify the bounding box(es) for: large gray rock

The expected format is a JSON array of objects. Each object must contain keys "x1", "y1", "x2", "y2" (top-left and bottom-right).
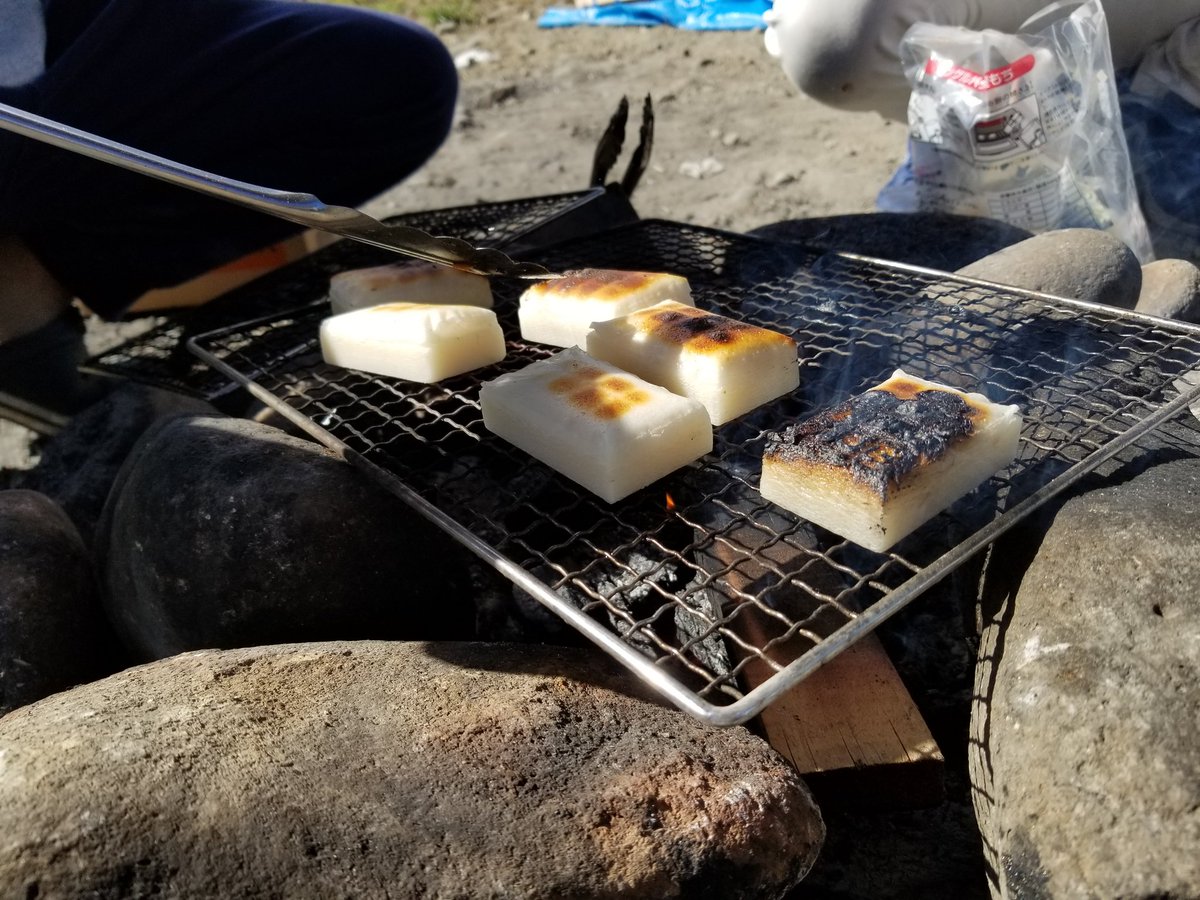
[
  {"x1": 0, "y1": 640, "x2": 825, "y2": 899},
  {"x1": 1134, "y1": 258, "x2": 1200, "y2": 324},
  {"x1": 0, "y1": 490, "x2": 121, "y2": 714},
  {"x1": 973, "y1": 458, "x2": 1200, "y2": 899},
  {"x1": 956, "y1": 228, "x2": 1142, "y2": 309},
  {"x1": 98, "y1": 415, "x2": 477, "y2": 659},
  {"x1": 12, "y1": 382, "x2": 216, "y2": 549}
]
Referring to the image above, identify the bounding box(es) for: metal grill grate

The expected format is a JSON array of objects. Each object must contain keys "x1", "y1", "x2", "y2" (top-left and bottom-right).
[
  {"x1": 188, "y1": 219, "x2": 1200, "y2": 725},
  {"x1": 83, "y1": 190, "x2": 608, "y2": 399}
]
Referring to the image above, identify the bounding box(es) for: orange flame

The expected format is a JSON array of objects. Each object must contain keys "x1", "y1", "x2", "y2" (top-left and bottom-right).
[{"x1": 664, "y1": 492, "x2": 676, "y2": 511}]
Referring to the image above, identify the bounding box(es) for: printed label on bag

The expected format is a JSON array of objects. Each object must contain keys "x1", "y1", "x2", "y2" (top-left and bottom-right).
[{"x1": 923, "y1": 53, "x2": 1036, "y2": 93}]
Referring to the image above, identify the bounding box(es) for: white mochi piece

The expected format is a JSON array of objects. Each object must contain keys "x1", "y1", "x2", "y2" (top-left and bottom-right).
[
  {"x1": 586, "y1": 300, "x2": 799, "y2": 425},
  {"x1": 480, "y1": 347, "x2": 713, "y2": 503},
  {"x1": 329, "y1": 261, "x2": 493, "y2": 315},
  {"x1": 320, "y1": 302, "x2": 506, "y2": 383},
  {"x1": 517, "y1": 268, "x2": 693, "y2": 349},
  {"x1": 760, "y1": 369, "x2": 1022, "y2": 552}
]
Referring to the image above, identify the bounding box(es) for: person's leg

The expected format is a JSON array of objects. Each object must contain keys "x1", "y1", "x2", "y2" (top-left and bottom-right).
[
  {"x1": 0, "y1": 235, "x2": 71, "y2": 343},
  {"x1": 0, "y1": 0, "x2": 458, "y2": 320},
  {"x1": 0, "y1": 236, "x2": 100, "y2": 435},
  {"x1": 1120, "y1": 83, "x2": 1200, "y2": 262}
]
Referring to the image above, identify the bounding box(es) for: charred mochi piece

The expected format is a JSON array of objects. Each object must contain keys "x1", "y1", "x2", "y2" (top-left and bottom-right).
[
  {"x1": 586, "y1": 300, "x2": 798, "y2": 425},
  {"x1": 759, "y1": 369, "x2": 1022, "y2": 552}
]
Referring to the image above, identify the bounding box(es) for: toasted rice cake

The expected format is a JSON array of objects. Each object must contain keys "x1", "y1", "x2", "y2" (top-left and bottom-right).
[
  {"x1": 760, "y1": 369, "x2": 1021, "y2": 552},
  {"x1": 586, "y1": 300, "x2": 798, "y2": 424},
  {"x1": 480, "y1": 347, "x2": 712, "y2": 503},
  {"x1": 518, "y1": 268, "x2": 693, "y2": 349},
  {"x1": 320, "y1": 302, "x2": 505, "y2": 384},
  {"x1": 329, "y1": 261, "x2": 493, "y2": 315}
]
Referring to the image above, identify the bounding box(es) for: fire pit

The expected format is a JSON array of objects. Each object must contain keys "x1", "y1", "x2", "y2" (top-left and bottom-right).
[{"x1": 171, "y1": 217, "x2": 1200, "y2": 726}]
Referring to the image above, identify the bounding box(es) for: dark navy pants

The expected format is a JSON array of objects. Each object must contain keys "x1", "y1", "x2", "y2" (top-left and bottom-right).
[{"x1": 0, "y1": 0, "x2": 458, "y2": 317}]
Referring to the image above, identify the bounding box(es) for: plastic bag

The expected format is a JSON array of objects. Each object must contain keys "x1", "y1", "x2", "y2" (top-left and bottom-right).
[{"x1": 878, "y1": 0, "x2": 1154, "y2": 261}]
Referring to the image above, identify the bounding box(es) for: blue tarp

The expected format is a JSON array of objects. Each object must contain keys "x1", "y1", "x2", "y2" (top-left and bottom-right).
[{"x1": 538, "y1": 0, "x2": 770, "y2": 30}]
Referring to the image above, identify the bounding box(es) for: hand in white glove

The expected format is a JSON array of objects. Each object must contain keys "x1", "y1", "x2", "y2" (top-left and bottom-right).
[{"x1": 762, "y1": 0, "x2": 1200, "y2": 120}]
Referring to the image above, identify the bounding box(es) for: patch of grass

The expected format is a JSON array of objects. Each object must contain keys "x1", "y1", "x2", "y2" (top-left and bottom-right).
[{"x1": 331, "y1": 0, "x2": 482, "y2": 26}]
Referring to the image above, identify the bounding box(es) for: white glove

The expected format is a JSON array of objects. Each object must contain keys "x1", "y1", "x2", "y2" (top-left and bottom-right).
[{"x1": 761, "y1": 0, "x2": 984, "y2": 119}]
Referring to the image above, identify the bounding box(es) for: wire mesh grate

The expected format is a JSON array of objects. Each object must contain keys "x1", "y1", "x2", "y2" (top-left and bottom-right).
[
  {"x1": 188, "y1": 219, "x2": 1200, "y2": 725},
  {"x1": 83, "y1": 190, "x2": 607, "y2": 399}
]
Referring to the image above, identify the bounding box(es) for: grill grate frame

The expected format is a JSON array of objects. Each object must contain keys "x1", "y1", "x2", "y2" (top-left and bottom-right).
[{"x1": 188, "y1": 219, "x2": 1200, "y2": 725}]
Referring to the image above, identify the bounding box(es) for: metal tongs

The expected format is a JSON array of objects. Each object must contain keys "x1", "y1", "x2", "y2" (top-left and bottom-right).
[{"x1": 0, "y1": 101, "x2": 554, "y2": 280}]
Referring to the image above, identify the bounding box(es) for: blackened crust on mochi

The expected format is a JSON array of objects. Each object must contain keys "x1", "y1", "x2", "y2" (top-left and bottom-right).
[{"x1": 763, "y1": 379, "x2": 981, "y2": 499}]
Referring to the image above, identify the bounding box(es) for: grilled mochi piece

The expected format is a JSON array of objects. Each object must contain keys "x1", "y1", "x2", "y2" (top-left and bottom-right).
[
  {"x1": 480, "y1": 347, "x2": 712, "y2": 503},
  {"x1": 319, "y1": 302, "x2": 506, "y2": 383},
  {"x1": 759, "y1": 369, "x2": 1022, "y2": 552},
  {"x1": 329, "y1": 261, "x2": 493, "y2": 315},
  {"x1": 586, "y1": 300, "x2": 799, "y2": 425},
  {"x1": 518, "y1": 268, "x2": 694, "y2": 349}
]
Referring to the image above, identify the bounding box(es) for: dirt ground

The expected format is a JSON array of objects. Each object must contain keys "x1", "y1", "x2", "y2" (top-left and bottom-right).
[{"x1": 376, "y1": 5, "x2": 905, "y2": 230}]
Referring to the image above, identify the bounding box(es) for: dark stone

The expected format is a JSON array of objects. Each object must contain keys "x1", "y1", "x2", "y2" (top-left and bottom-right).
[
  {"x1": 97, "y1": 416, "x2": 477, "y2": 659},
  {"x1": 0, "y1": 490, "x2": 123, "y2": 715},
  {"x1": 748, "y1": 212, "x2": 1032, "y2": 272},
  {"x1": 0, "y1": 640, "x2": 825, "y2": 899},
  {"x1": 12, "y1": 382, "x2": 216, "y2": 550}
]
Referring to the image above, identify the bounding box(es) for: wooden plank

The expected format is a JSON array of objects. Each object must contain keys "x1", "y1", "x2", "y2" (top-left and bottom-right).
[
  {"x1": 125, "y1": 230, "x2": 333, "y2": 313},
  {"x1": 698, "y1": 514, "x2": 944, "y2": 809},
  {"x1": 755, "y1": 634, "x2": 944, "y2": 810}
]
